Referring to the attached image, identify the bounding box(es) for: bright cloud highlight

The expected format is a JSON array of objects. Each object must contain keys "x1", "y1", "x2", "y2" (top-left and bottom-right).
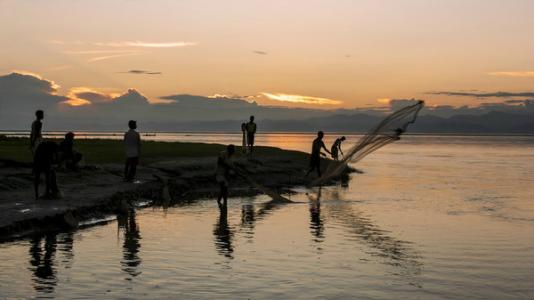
[{"x1": 261, "y1": 93, "x2": 342, "y2": 105}]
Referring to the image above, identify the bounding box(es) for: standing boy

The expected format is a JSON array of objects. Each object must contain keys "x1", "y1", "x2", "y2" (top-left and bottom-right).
[
  {"x1": 124, "y1": 120, "x2": 141, "y2": 182},
  {"x1": 245, "y1": 116, "x2": 257, "y2": 154},
  {"x1": 30, "y1": 110, "x2": 44, "y2": 153}
]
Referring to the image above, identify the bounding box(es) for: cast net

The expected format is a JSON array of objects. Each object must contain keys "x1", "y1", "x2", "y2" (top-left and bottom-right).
[{"x1": 312, "y1": 100, "x2": 425, "y2": 186}]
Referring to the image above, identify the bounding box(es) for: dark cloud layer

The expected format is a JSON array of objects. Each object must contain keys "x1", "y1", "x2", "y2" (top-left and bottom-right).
[
  {"x1": 253, "y1": 50, "x2": 267, "y2": 55},
  {"x1": 2, "y1": 72, "x2": 534, "y2": 133},
  {"x1": 121, "y1": 70, "x2": 162, "y2": 75},
  {"x1": 428, "y1": 91, "x2": 534, "y2": 98}
]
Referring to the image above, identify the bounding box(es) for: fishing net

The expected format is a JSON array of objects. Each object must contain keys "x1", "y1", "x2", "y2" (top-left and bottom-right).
[{"x1": 312, "y1": 100, "x2": 424, "y2": 185}]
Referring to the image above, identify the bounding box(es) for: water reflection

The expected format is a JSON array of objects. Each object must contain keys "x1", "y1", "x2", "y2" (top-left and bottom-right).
[
  {"x1": 117, "y1": 210, "x2": 142, "y2": 278},
  {"x1": 323, "y1": 189, "x2": 421, "y2": 279},
  {"x1": 241, "y1": 201, "x2": 256, "y2": 239},
  {"x1": 213, "y1": 205, "x2": 234, "y2": 259},
  {"x1": 308, "y1": 187, "x2": 325, "y2": 242},
  {"x1": 28, "y1": 233, "x2": 58, "y2": 295}
]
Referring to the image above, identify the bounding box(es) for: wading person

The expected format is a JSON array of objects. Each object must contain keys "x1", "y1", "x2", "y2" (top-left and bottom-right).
[
  {"x1": 30, "y1": 110, "x2": 44, "y2": 154},
  {"x1": 245, "y1": 116, "x2": 257, "y2": 154},
  {"x1": 330, "y1": 136, "x2": 346, "y2": 161},
  {"x1": 124, "y1": 120, "x2": 141, "y2": 182},
  {"x1": 305, "y1": 131, "x2": 331, "y2": 178},
  {"x1": 59, "y1": 132, "x2": 83, "y2": 171},
  {"x1": 215, "y1": 144, "x2": 235, "y2": 208},
  {"x1": 33, "y1": 140, "x2": 62, "y2": 200}
]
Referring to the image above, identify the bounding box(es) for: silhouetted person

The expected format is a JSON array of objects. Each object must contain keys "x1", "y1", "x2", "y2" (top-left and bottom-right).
[
  {"x1": 213, "y1": 204, "x2": 234, "y2": 259},
  {"x1": 59, "y1": 132, "x2": 83, "y2": 171},
  {"x1": 124, "y1": 120, "x2": 141, "y2": 182},
  {"x1": 245, "y1": 115, "x2": 257, "y2": 153},
  {"x1": 118, "y1": 210, "x2": 142, "y2": 278},
  {"x1": 305, "y1": 131, "x2": 331, "y2": 177},
  {"x1": 241, "y1": 122, "x2": 247, "y2": 153},
  {"x1": 30, "y1": 110, "x2": 44, "y2": 153},
  {"x1": 331, "y1": 136, "x2": 346, "y2": 161},
  {"x1": 215, "y1": 144, "x2": 235, "y2": 208},
  {"x1": 309, "y1": 188, "x2": 324, "y2": 241},
  {"x1": 29, "y1": 233, "x2": 58, "y2": 294},
  {"x1": 33, "y1": 141, "x2": 61, "y2": 200}
]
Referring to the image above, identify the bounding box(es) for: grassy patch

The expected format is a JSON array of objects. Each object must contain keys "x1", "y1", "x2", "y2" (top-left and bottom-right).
[{"x1": 0, "y1": 136, "x2": 307, "y2": 164}]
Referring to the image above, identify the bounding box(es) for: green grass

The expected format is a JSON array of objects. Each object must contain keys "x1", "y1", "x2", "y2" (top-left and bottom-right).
[{"x1": 0, "y1": 136, "x2": 307, "y2": 164}]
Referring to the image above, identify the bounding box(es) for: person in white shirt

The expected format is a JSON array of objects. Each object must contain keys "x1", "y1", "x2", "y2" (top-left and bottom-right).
[{"x1": 124, "y1": 120, "x2": 141, "y2": 182}]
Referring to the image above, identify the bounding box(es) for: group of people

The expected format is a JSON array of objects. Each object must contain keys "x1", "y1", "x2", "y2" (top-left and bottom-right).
[
  {"x1": 30, "y1": 110, "x2": 83, "y2": 200},
  {"x1": 29, "y1": 110, "x2": 345, "y2": 205}
]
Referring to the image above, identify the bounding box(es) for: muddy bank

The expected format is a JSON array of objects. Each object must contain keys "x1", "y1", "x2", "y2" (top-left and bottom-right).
[{"x1": 0, "y1": 149, "x2": 351, "y2": 240}]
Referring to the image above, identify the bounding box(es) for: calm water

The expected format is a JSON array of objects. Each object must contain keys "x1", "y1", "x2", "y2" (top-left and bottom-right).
[{"x1": 1, "y1": 134, "x2": 534, "y2": 299}]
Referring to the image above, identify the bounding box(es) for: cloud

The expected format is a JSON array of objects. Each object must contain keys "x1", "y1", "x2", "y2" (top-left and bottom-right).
[
  {"x1": 253, "y1": 50, "x2": 267, "y2": 55},
  {"x1": 94, "y1": 41, "x2": 196, "y2": 48},
  {"x1": 121, "y1": 70, "x2": 162, "y2": 75},
  {"x1": 488, "y1": 71, "x2": 534, "y2": 77},
  {"x1": 89, "y1": 52, "x2": 144, "y2": 62},
  {"x1": 388, "y1": 99, "x2": 423, "y2": 111},
  {"x1": 63, "y1": 87, "x2": 121, "y2": 106},
  {"x1": 52, "y1": 40, "x2": 196, "y2": 48},
  {"x1": 61, "y1": 49, "x2": 145, "y2": 62},
  {"x1": 428, "y1": 91, "x2": 534, "y2": 98},
  {"x1": 376, "y1": 98, "x2": 391, "y2": 104},
  {"x1": 261, "y1": 93, "x2": 343, "y2": 105},
  {"x1": 0, "y1": 72, "x2": 68, "y2": 125}
]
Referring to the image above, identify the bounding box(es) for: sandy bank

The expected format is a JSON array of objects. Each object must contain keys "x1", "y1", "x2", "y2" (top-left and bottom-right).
[{"x1": 0, "y1": 146, "x2": 351, "y2": 240}]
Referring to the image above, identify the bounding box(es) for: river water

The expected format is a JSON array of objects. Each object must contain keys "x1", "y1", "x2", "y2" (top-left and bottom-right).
[{"x1": 1, "y1": 133, "x2": 533, "y2": 299}]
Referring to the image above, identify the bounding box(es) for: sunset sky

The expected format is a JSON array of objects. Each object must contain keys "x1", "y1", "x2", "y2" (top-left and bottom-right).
[{"x1": 1, "y1": 0, "x2": 533, "y2": 109}]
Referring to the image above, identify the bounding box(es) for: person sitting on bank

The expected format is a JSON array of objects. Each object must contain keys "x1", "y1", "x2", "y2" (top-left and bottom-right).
[
  {"x1": 33, "y1": 141, "x2": 62, "y2": 200},
  {"x1": 30, "y1": 110, "x2": 44, "y2": 154},
  {"x1": 215, "y1": 144, "x2": 235, "y2": 208},
  {"x1": 124, "y1": 120, "x2": 141, "y2": 182},
  {"x1": 305, "y1": 131, "x2": 331, "y2": 178},
  {"x1": 245, "y1": 116, "x2": 257, "y2": 154},
  {"x1": 330, "y1": 136, "x2": 346, "y2": 161},
  {"x1": 59, "y1": 132, "x2": 83, "y2": 171}
]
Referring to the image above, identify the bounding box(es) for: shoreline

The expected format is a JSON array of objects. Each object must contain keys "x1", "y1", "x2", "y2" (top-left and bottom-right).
[{"x1": 0, "y1": 138, "x2": 351, "y2": 241}]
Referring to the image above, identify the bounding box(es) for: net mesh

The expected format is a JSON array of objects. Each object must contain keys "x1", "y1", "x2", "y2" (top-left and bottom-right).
[{"x1": 312, "y1": 100, "x2": 425, "y2": 185}]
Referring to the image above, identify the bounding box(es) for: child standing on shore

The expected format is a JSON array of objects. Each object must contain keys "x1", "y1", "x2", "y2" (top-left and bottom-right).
[
  {"x1": 124, "y1": 120, "x2": 141, "y2": 182},
  {"x1": 30, "y1": 110, "x2": 44, "y2": 154}
]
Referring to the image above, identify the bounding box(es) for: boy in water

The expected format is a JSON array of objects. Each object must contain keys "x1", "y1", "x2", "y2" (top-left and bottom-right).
[
  {"x1": 215, "y1": 144, "x2": 235, "y2": 208},
  {"x1": 33, "y1": 141, "x2": 62, "y2": 199},
  {"x1": 306, "y1": 131, "x2": 331, "y2": 177},
  {"x1": 124, "y1": 120, "x2": 141, "y2": 182},
  {"x1": 30, "y1": 110, "x2": 44, "y2": 153},
  {"x1": 245, "y1": 116, "x2": 257, "y2": 154},
  {"x1": 330, "y1": 136, "x2": 346, "y2": 161}
]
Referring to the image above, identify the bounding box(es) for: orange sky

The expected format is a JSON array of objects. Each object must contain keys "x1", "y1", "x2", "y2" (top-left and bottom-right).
[{"x1": 1, "y1": 0, "x2": 533, "y2": 109}]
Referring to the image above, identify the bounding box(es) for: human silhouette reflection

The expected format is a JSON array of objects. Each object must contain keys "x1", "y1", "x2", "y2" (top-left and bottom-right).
[
  {"x1": 118, "y1": 210, "x2": 142, "y2": 278},
  {"x1": 241, "y1": 202, "x2": 256, "y2": 239},
  {"x1": 28, "y1": 233, "x2": 58, "y2": 295},
  {"x1": 213, "y1": 205, "x2": 234, "y2": 259},
  {"x1": 323, "y1": 189, "x2": 421, "y2": 280},
  {"x1": 308, "y1": 187, "x2": 324, "y2": 242},
  {"x1": 57, "y1": 231, "x2": 74, "y2": 269}
]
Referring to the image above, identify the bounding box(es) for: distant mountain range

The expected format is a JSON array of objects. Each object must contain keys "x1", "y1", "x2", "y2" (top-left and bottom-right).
[{"x1": 136, "y1": 110, "x2": 534, "y2": 134}]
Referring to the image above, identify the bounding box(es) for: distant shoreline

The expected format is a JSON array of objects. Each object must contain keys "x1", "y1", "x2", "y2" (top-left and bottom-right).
[{"x1": 2, "y1": 130, "x2": 534, "y2": 137}]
